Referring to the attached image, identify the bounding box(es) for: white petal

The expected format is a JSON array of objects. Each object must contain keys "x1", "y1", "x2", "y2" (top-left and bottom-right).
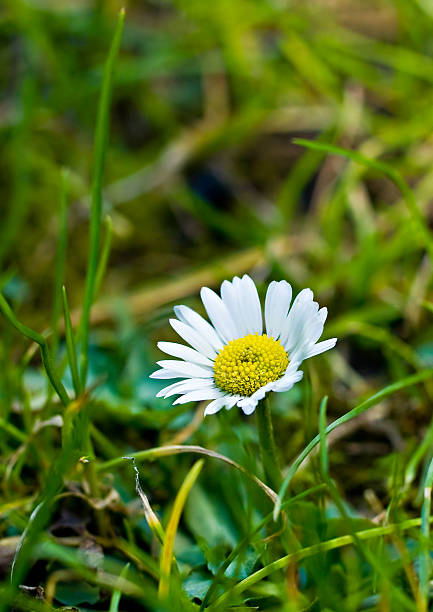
[
  {"x1": 264, "y1": 280, "x2": 292, "y2": 340},
  {"x1": 157, "y1": 360, "x2": 213, "y2": 378},
  {"x1": 303, "y1": 338, "x2": 337, "y2": 359},
  {"x1": 224, "y1": 396, "x2": 239, "y2": 410},
  {"x1": 157, "y1": 341, "x2": 214, "y2": 367},
  {"x1": 200, "y1": 287, "x2": 238, "y2": 343},
  {"x1": 170, "y1": 318, "x2": 217, "y2": 359},
  {"x1": 280, "y1": 289, "x2": 318, "y2": 352},
  {"x1": 240, "y1": 275, "x2": 263, "y2": 335},
  {"x1": 237, "y1": 397, "x2": 259, "y2": 415},
  {"x1": 273, "y1": 369, "x2": 304, "y2": 392},
  {"x1": 204, "y1": 397, "x2": 227, "y2": 416},
  {"x1": 249, "y1": 381, "x2": 275, "y2": 403},
  {"x1": 174, "y1": 305, "x2": 223, "y2": 351},
  {"x1": 303, "y1": 307, "x2": 328, "y2": 345},
  {"x1": 173, "y1": 388, "x2": 223, "y2": 405},
  {"x1": 220, "y1": 278, "x2": 248, "y2": 338},
  {"x1": 288, "y1": 305, "x2": 334, "y2": 363},
  {"x1": 157, "y1": 378, "x2": 215, "y2": 398},
  {"x1": 150, "y1": 369, "x2": 188, "y2": 379},
  {"x1": 289, "y1": 308, "x2": 326, "y2": 359},
  {"x1": 318, "y1": 306, "x2": 328, "y2": 324}
]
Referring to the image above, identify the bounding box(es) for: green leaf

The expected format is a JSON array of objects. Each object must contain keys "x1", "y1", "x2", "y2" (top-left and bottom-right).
[
  {"x1": 55, "y1": 581, "x2": 100, "y2": 606},
  {"x1": 183, "y1": 572, "x2": 213, "y2": 600},
  {"x1": 184, "y1": 485, "x2": 238, "y2": 549}
]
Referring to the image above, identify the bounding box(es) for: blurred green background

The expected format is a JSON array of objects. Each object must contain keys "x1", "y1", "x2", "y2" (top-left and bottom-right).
[{"x1": 3, "y1": 0, "x2": 433, "y2": 610}]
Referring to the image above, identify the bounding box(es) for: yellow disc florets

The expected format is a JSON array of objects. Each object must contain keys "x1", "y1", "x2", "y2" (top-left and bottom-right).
[{"x1": 213, "y1": 333, "x2": 288, "y2": 397}]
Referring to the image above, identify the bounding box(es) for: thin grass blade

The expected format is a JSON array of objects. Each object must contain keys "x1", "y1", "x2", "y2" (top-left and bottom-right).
[
  {"x1": 274, "y1": 368, "x2": 433, "y2": 519},
  {"x1": 51, "y1": 168, "x2": 69, "y2": 360},
  {"x1": 109, "y1": 562, "x2": 131, "y2": 612},
  {"x1": 79, "y1": 9, "x2": 125, "y2": 390},
  {"x1": 62, "y1": 286, "x2": 80, "y2": 397},
  {"x1": 293, "y1": 138, "x2": 433, "y2": 262},
  {"x1": 158, "y1": 459, "x2": 204, "y2": 600}
]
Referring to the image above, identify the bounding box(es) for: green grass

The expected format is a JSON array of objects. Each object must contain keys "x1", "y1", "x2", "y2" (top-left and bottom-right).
[{"x1": 3, "y1": 0, "x2": 433, "y2": 610}]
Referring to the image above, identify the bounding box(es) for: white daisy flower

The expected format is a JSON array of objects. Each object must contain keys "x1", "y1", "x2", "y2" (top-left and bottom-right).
[{"x1": 150, "y1": 275, "x2": 337, "y2": 417}]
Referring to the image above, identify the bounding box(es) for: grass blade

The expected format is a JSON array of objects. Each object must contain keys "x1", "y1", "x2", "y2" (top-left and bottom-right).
[
  {"x1": 97, "y1": 443, "x2": 278, "y2": 503},
  {"x1": 7, "y1": 395, "x2": 88, "y2": 609},
  {"x1": 109, "y1": 562, "x2": 131, "y2": 612},
  {"x1": 62, "y1": 286, "x2": 80, "y2": 397},
  {"x1": 274, "y1": 368, "x2": 433, "y2": 519},
  {"x1": 0, "y1": 293, "x2": 69, "y2": 406},
  {"x1": 208, "y1": 517, "x2": 427, "y2": 611},
  {"x1": 293, "y1": 138, "x2": 433, "y2": 262},
  {"x1": 158, "y1": 459, "x2": 204, "y2": 600},
  {"x1": 94, "y1": 214, "x2": 113, "y2": 297},
  {"x1": 200, "y1": 484, "x2": 327, "y2": 610},
  {"x1": 419, "y1": 456, "x2": 433, "y2": 605},
  {"x1": 318, "y1": 396, "x2": 329, "y2": 477},
  {"x1": 79, "y1": 9, "x2": 125, "y2": 390},
  {"x1": 51, "y1": 168, "x2": 69, "y2": 360},
  {"x1": 123, "y1": 456, "x2": 165, "y2": 544}
]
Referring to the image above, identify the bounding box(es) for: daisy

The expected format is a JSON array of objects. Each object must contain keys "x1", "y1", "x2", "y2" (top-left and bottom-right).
[{"x1": 151, "y1": 275, "x2": 337, "y2": 416}]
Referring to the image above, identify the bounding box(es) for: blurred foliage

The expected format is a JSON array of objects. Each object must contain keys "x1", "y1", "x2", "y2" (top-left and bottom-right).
[{"x1": 3, "y1": 0, "x2": 433, "y2": 610}]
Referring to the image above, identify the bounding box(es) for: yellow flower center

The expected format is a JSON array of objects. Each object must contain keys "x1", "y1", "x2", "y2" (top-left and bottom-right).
[{"x1": 213, "y1": 333, "x2": 288, "y2": 397}]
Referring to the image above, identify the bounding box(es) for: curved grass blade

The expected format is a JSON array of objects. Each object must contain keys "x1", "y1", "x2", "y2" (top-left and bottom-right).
[
  {"x1": 200, "y1": 484, "x2": 327, "y2": 610},
  {"x1": 405, "y1": 415, "x2": 433, "y2": 490},
  {"x1": 316, "y1": 397, "x2": 411, "y2": 606},
  {"x1": 158, "y1": 459, "x2": 204, "y2": 600},
  {"x1": 0, "y1": 416, "x2": 27, "y2": 443},
  {"x1": 79, "y1": 9, "x2": 125, "y2": 390},
  {"x1": 0, "y1": 293, "x2": 69, "y2": 406},
  {"x1": 109, "y1": 562, "x2": 131, "y2": 612},
  {"x1": 274, "y1": 368, "x2": 433, "y2": 519},
  {"x1": 293, "y1": 138, "x2": 433, "y2": 262},
  {"x1": 209, "y1": 517, "x2": 430, "y2": 611},
  {"x1": 97, "y1": 444, "x2": 278, "y2": 503}
]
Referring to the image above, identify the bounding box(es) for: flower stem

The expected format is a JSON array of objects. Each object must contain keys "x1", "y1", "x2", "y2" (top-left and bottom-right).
[{"x1": 256, "y1": 397, "x2": 282, "y2": 492}]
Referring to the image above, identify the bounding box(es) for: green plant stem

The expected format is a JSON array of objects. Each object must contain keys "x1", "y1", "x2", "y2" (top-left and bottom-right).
[
  {"x1": 256, "y1": 397, "x2": 282, "y2": 491},
  {"x1": 83, "y1": 408, "x2": 108, "y2": 536},
  {"x1": 0, "y1": 293, "x2": 69, "y2": 407}
]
